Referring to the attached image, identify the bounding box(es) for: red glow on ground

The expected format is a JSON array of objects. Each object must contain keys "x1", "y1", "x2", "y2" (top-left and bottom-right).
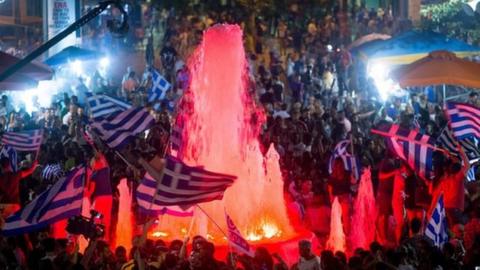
[
  {"x1": 153, "y1": 24, "x2": 297, "y2": 244},
  {"x1": 326, "y1": 197, "x2": 345, "y2": 253},
  {"x1": 350, "y1": 168, "x2": 377, "y2": 251}
]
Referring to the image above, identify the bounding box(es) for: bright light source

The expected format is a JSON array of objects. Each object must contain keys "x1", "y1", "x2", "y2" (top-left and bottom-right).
[
  {"x1": 8, "y1": 80, "x2": 59, "y2": 114},
  {"x1": 69, "y1": 60, "x2": 83, "y2": 76},
  {"x1": 367, "y1": 61, "x2": 403, "y2": 101},
  {"x1": 151, "y1": 231, "x2": 168, "y2": 238},
  {"x1": 100, "y1": 57, "x2": 110, "y2": 69},
  {"x1": 327, "y1": 44, "x2": 333, "y2": 52}
]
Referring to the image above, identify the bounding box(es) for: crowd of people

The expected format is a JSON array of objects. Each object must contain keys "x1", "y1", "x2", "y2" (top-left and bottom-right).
[{"x1": 1, "y1": 2, "x2": 480, "y2": 270}]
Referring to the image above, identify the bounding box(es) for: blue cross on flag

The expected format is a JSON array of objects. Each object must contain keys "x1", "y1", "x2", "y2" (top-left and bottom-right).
[{"x1": 148, "y1": 69, "x2": 171, "y2": 102}]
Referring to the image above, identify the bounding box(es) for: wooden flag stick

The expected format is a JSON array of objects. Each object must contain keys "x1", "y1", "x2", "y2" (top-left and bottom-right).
[
  {"x1": 186, "y1": 209, "x2": 196, "y2": 237},
  {"x1": 195, "y1": 204, "x2": 228, "y2": 239}
]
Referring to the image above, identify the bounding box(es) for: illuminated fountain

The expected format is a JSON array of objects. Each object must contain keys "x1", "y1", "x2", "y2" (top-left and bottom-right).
[{"x1": 151, "y1": 24, "x2": 298, "y2": 245}]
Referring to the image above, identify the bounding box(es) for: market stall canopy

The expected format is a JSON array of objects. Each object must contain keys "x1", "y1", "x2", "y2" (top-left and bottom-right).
[
  {"x1": 357, "y1": 30, "x2": 480, "y2": 66},
  {"x1": 44, "y1": 46, "x2": 103, "y2": 66},
  {"x1": 0, "y1": 51, "x2": 53, "y2": 90},
  {"x1": 348, "y1": 33, "x2": 391, "y2": 50},
  {"x1": 390, "y1": 51, "x2": 480, "y2": 89}
]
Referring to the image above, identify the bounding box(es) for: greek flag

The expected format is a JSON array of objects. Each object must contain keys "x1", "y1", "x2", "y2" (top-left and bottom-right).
[
  {"x1": 137, "y1": 155, "x2": 236, "y2": 207},
  {"x1": 225, "y1": 211, "x2": 254, "y2": 257},
  {"x1": 328, "y1": 140, "x2": 362, "y2": 181},
  {"x1": 90, "y1": 107, "x2": 155, "y2": 150},
  {"x1": 437, "y1": 126, "x2": 480, "y2": 160},
  {"x1": 0, "y1": 145, "x2": 17, "y2": 172},
  {"x1": 148, "y1": 69, "x2": 171, "y2": 102},
  {"x1": 425, "y1": 194, "x2": 449, "y2": 248},
  {"x1": 86, "y1": 92, "x2": 131, "y2": 120},
  {"x1": 372, "y1": 124, "x2": 435, "y2": 181},
  {"x1": 42, "y1": 164, "x2": 64, "y2": 182},
  {"x1": 446, "y1": 102, "x2": 480, "y2": 140},
  {"x1": 2, "y1": 167, "x2": 86, "y2": 236},
  {"x1": 413, "y1": 114, "x2": 421, "y2": 130},
  {"x1": 1, "y1": 129, "x2": 43, "y2": 152},
  {"x1": 170, "y1": 120, "x2": 183, "y2": 152},
  {"x1": 136, "y1": 171, "x2": 193, "y2": 217},
  {"x1": 467, "y1": 166, "x2": 476, "y2": 182}
]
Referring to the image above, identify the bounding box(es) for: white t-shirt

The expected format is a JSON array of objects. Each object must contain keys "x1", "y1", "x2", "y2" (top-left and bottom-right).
[
  {"x1": 62, "y1": 112, "x2": 72, "y2": 126},
  {"x1": 298, "y1": 256, "x2": 321, "y2": 270},
  {"x1": 342, "y1": 118, "x2": 352, "y2": 133}
]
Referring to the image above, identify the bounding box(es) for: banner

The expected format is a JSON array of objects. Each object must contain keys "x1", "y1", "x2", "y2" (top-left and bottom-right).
[{"x1": 45, "y1": 0, "x2": 78, "y2": 57}]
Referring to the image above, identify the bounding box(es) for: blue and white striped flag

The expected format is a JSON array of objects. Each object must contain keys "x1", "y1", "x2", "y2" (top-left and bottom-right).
[
  {"x1": 136, "y1": 172, "x2": 193, "y2": 217},
  {"x1": 170, "y1": 121, "x2": 183, "y2": 152},
  {"x1": 148, "y1": 69, "x2": 171, "y2": 102},
  {"x1": 446, "y1": 102, "x2": 480, "y2": 140},
  {"x1": 42, "y1": 164, "x2": 64, "y2": 182},
  {"x1": 225, "y1": 211, "x2": 254, "y2": 257},
  {"x1": 437, "y1": 126, "x2": 480, "y2": 160},
  {"x1": 91, "y1": 107, "x2": 155, "y2": 150},
  {"x1": 1, "y1": 129, "x2": 43, "y2": 152},
  {"x1": 467, "y1": 166, "x2": 476, "y2": 182},
  {"x1": 0, "y1": 145, "x2": 17, "y2": 172},
  {"x1": 372, "y1": 124, "x2": 435, "y2": 181},
  {"x1": 2, "y1": 167, "x2": 86, "y2": 236},
  {"x1": 86, "y1": 92, "x2": 131, "y2": 120},
  {"x1": 328, "y1": 140, "x2": 362, "y2": 181},
  {"x1": 137, "y1": 155, "x2": 236, "y2": 207},
  {"x1": 425, "y1": 194, "x2": 449, "y2": 248},
  {"x1": 413, "y1": 114, "x2": 421, "y2": 130}
]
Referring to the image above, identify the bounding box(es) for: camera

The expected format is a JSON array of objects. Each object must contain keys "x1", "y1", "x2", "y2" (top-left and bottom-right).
[{"x1": 66, "y1": 210, "x2": 105, "y2": 240}]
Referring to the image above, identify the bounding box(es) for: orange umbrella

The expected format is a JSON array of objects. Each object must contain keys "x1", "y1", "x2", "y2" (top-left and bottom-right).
[{"x1": 390, "y1": 50, "x2": 480, "y2": 88}]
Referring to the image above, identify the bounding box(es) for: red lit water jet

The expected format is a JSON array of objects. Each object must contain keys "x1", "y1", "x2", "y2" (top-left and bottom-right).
[
  {"x1": 116, "y1": 178, "x2": 133, "y2": 252},
  {"x1": 350, "y1": 168, "x2": 377, "y2": 251},
  {"x1": 153, "y1": 24, "x2": 296, "y2": 244},
  {"x1": 326, "y1": 197, "x2": 346, "y2": 252}
]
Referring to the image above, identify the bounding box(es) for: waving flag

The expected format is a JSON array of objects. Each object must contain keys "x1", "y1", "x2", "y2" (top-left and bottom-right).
[
  {"x1": 437, "y1": 126, "x2": 480, "y2": 160},
  {"x1": 1, "y1": 129, "x2": 43, "y2": 152},
  {"x1": 2, "y1": 167, "x2": 86, "y2": 236},
  {"x1": 0, "y1": 145, "x2": 17, "y2": 172},
  {"x1": 446, "y1": 102, "x2": 480, "y2": 140},
  {"x1": 138, "y1": 155, "x2": 236, "y2": 207},
  {"x1": 328, "y1": 140, "x2": 362, "y2": 181},
  {"x1": 225, "y1": 212, "x2": 254, "y2": 257},
  {"x1": 372, "y1": 124, "x2": 435, "y2": 181},
  {"x1": 136, "y1": 172, "x2": 193, "y2": 217},
  {"x1": 437, "y1": 126, "x2": 480, "y2": 182},
  {"x1": 91, "y1": 107, "x2": 155, "y2": 150},
  {"x1": 467, "y1": 166, "x2": 476, "y2": 182},
  {"x1": 41, "y1": 164, "x2": 64, "y2": 182},
  {"x1": 425, "y1": 194, "x2": 448, "y2": 248},
  {"x1": 148, "y1": 69, "x2": 171, "y2": 102},
  {"x1": 170, "y1": 121, "x2": 183, "y2": 152},
  {"x1": 86, "y1": 92, "x2": 131, "y2": 120}
]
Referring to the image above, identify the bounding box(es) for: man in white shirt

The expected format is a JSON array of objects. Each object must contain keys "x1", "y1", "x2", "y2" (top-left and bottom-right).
[
  {"x1": 62, "y1": 104, "x2": 78, "y2": 126},
  {"x1": 292, "y1": 240, "x2": 321, "y2": 270}
]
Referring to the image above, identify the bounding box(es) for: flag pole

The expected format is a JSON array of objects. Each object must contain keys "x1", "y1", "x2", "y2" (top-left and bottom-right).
[
  {"x1": 138, "y1": 157, "x2": 165, "y2": 212},
  {"x1": 186, "y1": 208, "x2": 196, "y2": 236},
  {"x1": 196, "y1": 205, "x2": 237, "y2": 263},
  {"x1": 114, "y1": 151, "x2": 138, "y2": 172},
  {"x1": 195, "y1": 204, "x2": 228, "y2": 238}
]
